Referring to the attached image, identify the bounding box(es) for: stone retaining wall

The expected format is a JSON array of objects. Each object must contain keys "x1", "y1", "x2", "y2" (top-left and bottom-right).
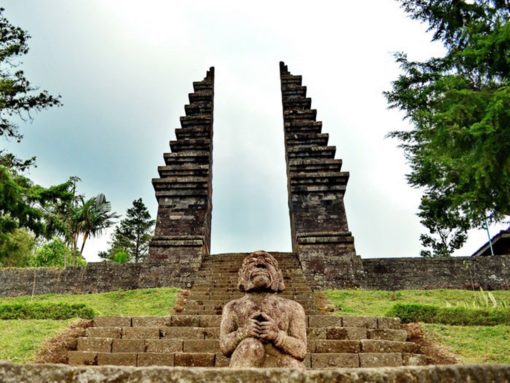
[
  {"x1": 0, "y1": 261, "x2": 195, "y2": 297},
  {"x1": 1, "y1": 362, "x2": 509, "y2": 382},
  {"x1": 363, "y1": 255, "x2": 510, "y2": 291},
  {"x1": 1, "y1": 255, "x2": 509, "y2": 297}
]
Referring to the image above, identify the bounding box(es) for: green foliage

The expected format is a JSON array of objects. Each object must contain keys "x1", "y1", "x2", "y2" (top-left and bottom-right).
[
  {"x1": 0, "y1": 165, "x2": 75, "y2": 238},
  {"x1": 0, "y1": 7, "x2": 61, "y2": 142},
  {"x1": 387, "y1": 302, "x2": 510, "y2": 325},
  {"x1": 0, "y1": 228, "x2": 34, "y2": 267},
  {"x1": 111, "y1": 248, "x2": 129, "y2": 264},
  {"x1": 386, "y1": 0, "x2": 510, "y2": 256},
  {"x1": 31, "y1": 238, "x2": 85, "y2": 267},
  {"x1": 100, "y1": 198, "x2": 154, "y2": 263},
  {"x1": 0, "y1": 302, "x2": 95, "y2": 320}
]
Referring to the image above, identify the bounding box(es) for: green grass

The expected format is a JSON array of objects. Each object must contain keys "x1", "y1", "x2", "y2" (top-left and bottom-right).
[
  {"x1": 0, "y1": 319, "x2": 72, "y2": 363},
  {"x1": 0, "y1": 288, "x2": 180, "y2": 317},
  {"x1": 0, "y1": 288, "x2": 180, "y2": 363},
  {"x1": 425, "y1": 324, "x2": 510, "y2": 364},
  {"x1": 324, "y1": 289, "x2": 510, "y2": 317}
]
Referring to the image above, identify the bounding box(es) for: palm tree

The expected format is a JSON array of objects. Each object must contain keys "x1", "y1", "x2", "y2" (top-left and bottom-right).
[{"x1": 77, "y1": 194, "x2": 119, "y2": 255}]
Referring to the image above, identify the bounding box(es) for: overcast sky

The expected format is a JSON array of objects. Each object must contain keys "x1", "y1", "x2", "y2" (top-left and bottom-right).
[{"x1": 3, "y1": 0, "x2": 506, "y2": 261}]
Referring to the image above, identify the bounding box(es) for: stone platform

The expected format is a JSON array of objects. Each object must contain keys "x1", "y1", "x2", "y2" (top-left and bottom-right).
[
  {"x1": 68, "y1": 253, "x2": 426, "y2": 368},
  {"x1": 2, "y1": 362, "x2": 510, "y2": 382}
]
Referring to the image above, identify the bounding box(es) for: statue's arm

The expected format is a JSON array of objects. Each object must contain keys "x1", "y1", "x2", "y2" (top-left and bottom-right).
[
  {"x1": 274, "y1": 302, "x2": 307, "y2": 360},
  {"x1": 219, "y1": 302, "x2": 242, "y2": 356}
]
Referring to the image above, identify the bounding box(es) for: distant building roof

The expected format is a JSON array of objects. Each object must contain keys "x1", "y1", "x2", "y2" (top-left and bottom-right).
[{"x1": 471, "y1": 226, "x2": 510, "y2": 257}]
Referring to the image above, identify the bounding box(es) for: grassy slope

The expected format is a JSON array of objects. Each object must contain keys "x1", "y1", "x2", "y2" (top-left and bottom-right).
[
  {"x1": 0, "y1": 288, "x2": 180, "y2": 363},
  {"x1": 325, "y1": 289, "x2": 510, "y2": 364}
]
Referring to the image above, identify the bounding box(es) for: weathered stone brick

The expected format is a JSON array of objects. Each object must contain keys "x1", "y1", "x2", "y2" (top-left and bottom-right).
[
  {"x1": 359, "y1": 352, "x2": 403, "y2": 367},
  {"x1": 86, "y1": 327, "x2": 121, "y2": 339},
  {"x1": 145, "y1": 339, "x2": 183, "y2": 353},
  {"x1": 77, "y1": 338, "x2": 112, "y2": 352},
  {"x1": 94, "y1": 317, "x2": 131, "y2": 328},
  {"x1": 199, "y1": 315, "x2": 221, "y2": 327},
  {"x1": 97, "y1": 352, "x2": 137, "y2": 366},
  {"x1": 311, "y1": 353, "x2": 359, "y2": 368},
  {"x1": 162, "y1": 327, "x2": 205, "y2": 339},
  {"x1": 314, "y1": 340, "x2": 361, "y2": 353},
  {"x1": 67, "y1": 351, "x2": 97, "y2": 365},
  {"x1": 342, "y1": 316, "x2": 377, "y2": 329},
  {"x1": 403, "y1": 353, "x2": 429, "y2": 366},
  {"x1": 174, "y1": 352, "x2": 215, "y2": 367},
  {"x1": 377, "y1": 317, "x2": 401, "y2": 330},
  {"x1": 111, "y1": 339, "x2": 145, "y2": 353},
  {"x1": 137, "y1": 352, "x2": 174, "y2": 366},
  {"x1": 122, "y1": 327, "x2": 160, "y2": 339},
  {"x1": 170, "y1": 315, "x2": 200, "y2": 327},
  {"x1": 367, "y1": 329, "x2": 407, "y2": 342},
  {"x1": 183, "y1": 340, "x2": 220, "y2": 353},
  {"x1": 131, "y1": 317, "x2": 166, "y2": 327},
  {"x1": 308, "y1": 315, "x2": 342, "y2": 327},
  {"x1": 361, "y1": 340, "x2": 419, "y2": 353}
]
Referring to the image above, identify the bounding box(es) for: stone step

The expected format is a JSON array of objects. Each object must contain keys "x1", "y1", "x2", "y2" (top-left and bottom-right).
[
  {"x1": 188, "y1": 90, "x2": 213, "y2": 103},
  {"x1": 163, "y1": 151, "x2": 210, "y2": 165},
  {"x1": 289, "y1": 158, "x2": 342, "y2": 173},
  {"x1": 86, "y1": 326, "x2": 406, "y2": 342},
  {"x1": 287, "y1": 145, "x2": 336, "y2": 159},
  {"x1": 78, "y1": 337, "x2": 417, "y2": 357},
  {"x1": 170, "y1": 138, "x2": 211, "y2": 152},
  {"x1": 286, "y1": 133, "x2": 329, "y2": 146},
  {"x1": 283, "y1": 97, "x2": 312, "y2": 110},
  {"x1": 175, "y1": 126, "x2": 211, "y2": 140},
  {"x1": 179, "y1": 115, "x2": 212, "y2": 128},
  {"x1": 158, "y1": 164, "x2": 209, "y2": 178},
  {"x1": 68, "y1": 350, "x2": 426, "y2": 368},
  {"x1": 283, "y1": 109, "x2": 317, "y2": 121},
  {"x1": 184, "y1": 102, "x2": 212, "y2": 116},
  {"x1": 282, "y1": 86, "x2": 307, "y2": 97},
  {"x1": 193, "y1": 80, "x2": 213, "y2": 92}
]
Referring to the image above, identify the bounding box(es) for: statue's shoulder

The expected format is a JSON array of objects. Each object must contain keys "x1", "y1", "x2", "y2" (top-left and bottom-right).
[
  {"x1": 223, "y1": 295, "x2": 247, "y2": 311},
  {"x1": 276, "y1": 295, "x2": 305, "y2": 313}
]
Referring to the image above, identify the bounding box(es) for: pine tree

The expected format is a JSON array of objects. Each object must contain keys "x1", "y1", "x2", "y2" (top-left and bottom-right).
[
  {"x1": 100, "y1": 199, "x2": 154, "y2": 263},
  {"x1": 385, "y1": 0, "x2": 510, "y2": 256}
]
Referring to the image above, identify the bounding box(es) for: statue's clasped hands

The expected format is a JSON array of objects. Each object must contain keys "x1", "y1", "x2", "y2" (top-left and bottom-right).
[{"x1": 241, "y1": 311, "x2": 280, "y2": 342}]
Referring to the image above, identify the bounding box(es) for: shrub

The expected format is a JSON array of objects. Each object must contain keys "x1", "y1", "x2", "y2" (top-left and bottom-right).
[
  {"x1": 0, "y1": 303, "x2": 96, "y2": 320},
  {"x1": 387, "y1": 303, "x2": 510, "y2": 326},
  {"x1": 31, "y1": 238, "x2": 86, "y2": 267}
]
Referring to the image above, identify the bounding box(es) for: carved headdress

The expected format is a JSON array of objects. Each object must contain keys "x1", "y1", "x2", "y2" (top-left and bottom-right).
[{"x1": 238, "y1": 251, "x2": 285, "y2": 292}]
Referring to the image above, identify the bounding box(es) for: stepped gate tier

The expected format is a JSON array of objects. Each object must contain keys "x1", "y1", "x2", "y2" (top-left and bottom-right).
[{"x1": 148, "y1": 63, "x2": 364, "y2": 289}]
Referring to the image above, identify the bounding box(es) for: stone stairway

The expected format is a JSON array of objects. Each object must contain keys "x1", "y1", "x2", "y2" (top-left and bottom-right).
[{"x1": 68, "y1": 253, "x2": 426, "y2": 368}]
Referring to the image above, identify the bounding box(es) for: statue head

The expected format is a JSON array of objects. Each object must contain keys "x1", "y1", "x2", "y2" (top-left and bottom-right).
[{"x1": 238, "y1": 251, "x2": 285, "y2": 293}]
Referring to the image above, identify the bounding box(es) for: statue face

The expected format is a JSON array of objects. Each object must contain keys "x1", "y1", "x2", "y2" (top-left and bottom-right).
[{"x1": 238, "y1": 251, "x2": 285, "y2": 292}]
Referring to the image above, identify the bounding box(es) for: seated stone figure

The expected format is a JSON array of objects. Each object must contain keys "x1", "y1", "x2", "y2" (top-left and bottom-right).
[{"x1": 220, "y1": 251, "x2": 307, "y2": 368}]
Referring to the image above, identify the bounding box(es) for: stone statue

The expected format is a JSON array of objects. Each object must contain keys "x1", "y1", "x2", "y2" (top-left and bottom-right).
[{"x1": 220, "y1": 251, "x2": 307, "y2": 368}]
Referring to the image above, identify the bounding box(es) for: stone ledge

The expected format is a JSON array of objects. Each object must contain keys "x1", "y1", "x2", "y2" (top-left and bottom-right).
[{"x1": 1, "y1": 362, "x2": 510, "y2": 382}]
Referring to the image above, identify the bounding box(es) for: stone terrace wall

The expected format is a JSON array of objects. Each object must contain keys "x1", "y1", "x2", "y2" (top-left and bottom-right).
[
  {"x1": 363, "y1": 255, "x2": 510, "y2": 290},
  {"x1": 0, "y1": 261, "x2": 195, "y2": 297},
  {"x1": 1, "y1": 255, "x2": 509, "y2": 297}
]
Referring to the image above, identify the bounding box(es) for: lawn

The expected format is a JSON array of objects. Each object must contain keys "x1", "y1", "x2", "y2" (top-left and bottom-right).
[
  {"x1": 325, "y1": 289, "x2": 510, "y2": 365},
  {"x1": 0, "y1": 288, "x2": 180, "y2": 363},
  {"x1": 324, "y1": 289, "x2": 510, "y2": 316}
]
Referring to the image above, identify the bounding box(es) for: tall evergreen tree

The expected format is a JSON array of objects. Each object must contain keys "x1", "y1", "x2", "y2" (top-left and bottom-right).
[
  {"x1": 100, "y1": 199, "x2": 154, "y2": 263},
  {"x1": 385, "y1": 0, "x2": 510, "y2": 256}
]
